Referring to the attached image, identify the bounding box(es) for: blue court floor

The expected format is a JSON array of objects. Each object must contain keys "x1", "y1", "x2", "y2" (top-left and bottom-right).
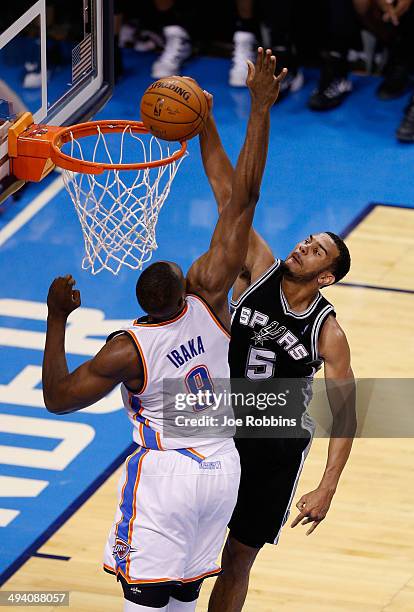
[{"x1": 0, "y1": 49, "x2": 413, "y2": 584}]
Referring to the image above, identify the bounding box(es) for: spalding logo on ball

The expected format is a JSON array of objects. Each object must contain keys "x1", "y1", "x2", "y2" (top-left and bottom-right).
[{"x1": 140, "y1": 76, "x2": 208, "y2": 142}]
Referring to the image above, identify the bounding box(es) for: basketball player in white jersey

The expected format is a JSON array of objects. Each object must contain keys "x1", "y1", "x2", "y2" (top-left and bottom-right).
[
  {"x1": 199, "y1": 94, "x2": 357, "y2": 611},
  {"x1": 42, "y1": 49, "x2": 287, "y2": 612}
]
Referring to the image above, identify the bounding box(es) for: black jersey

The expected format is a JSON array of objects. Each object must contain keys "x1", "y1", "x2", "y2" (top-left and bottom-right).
[{"x1": 229, "y1": 259, "x2": 335, "y2": 420}]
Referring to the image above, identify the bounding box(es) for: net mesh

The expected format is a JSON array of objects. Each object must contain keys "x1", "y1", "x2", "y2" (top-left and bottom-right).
[{"x1": 61, "y1": 125, "x2": 187, "y2": 275}]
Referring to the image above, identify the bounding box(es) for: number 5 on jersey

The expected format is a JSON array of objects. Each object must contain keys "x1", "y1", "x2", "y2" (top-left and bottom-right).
[{"x1": 245, "y1": 346, "x2": 277, "y2": 380}]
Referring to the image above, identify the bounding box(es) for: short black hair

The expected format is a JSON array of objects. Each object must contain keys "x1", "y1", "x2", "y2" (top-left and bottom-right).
[
  {"x1": 325, "y1": 232, "x2": 351, "y2": 283},
  {"x1": 136, "y1": 261, "x2": 184, "y2": 314}
]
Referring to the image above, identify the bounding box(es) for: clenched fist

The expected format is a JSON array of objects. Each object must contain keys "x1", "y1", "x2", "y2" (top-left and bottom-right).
[{"x1": 47, "y1": 275, "x2": 81, "y2": 319}]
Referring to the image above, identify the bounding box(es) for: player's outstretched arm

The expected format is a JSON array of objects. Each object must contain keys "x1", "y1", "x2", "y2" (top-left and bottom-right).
[
  {"x1": 198, "y1": 93, "x2": 276, "y2": 298},
  {"x1": 42, "y1": 276, "x2": 142, "y2": 414},
  {"x1": 187, "y1": 48, "x2": 287, "y2": 322},
  {"x1": 291, "y1": 317, "x2": 357, "y2": 535}
]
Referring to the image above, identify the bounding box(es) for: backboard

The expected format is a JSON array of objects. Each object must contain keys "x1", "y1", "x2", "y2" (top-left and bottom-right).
[{"x1": 0, "y1": 0, "x2": 113, "y2": 203}]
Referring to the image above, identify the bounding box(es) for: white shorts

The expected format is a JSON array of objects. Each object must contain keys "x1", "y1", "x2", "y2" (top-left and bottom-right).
[{"x1": 103, "y1": 443, "x2": 240, "y2": 585}]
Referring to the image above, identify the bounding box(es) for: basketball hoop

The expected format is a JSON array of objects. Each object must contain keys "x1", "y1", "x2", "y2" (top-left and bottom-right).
[{"x1": 8, "y1": 113, "x2": 188, "y2": 275}]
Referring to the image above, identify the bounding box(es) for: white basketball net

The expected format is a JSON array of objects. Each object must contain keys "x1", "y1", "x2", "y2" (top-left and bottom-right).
[{"x1": 61, "y1": 125, "x2": 187, "y2": 275}]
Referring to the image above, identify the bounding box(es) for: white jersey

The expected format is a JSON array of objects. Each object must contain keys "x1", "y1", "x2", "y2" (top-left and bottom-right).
[
  {"x1": 104, "y1": 295, "x2": 240, "y2": 585},
  {"x1": 115, "y1": 294, "x2": 234, "y2": 459}
]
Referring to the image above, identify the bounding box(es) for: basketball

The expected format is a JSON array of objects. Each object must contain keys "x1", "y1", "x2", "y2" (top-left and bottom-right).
[{"x1": 140, "y1": 76, "x2": 209, "y2": 142}]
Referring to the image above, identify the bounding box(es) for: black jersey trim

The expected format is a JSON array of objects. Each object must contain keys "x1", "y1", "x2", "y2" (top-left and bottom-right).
[
  {"x1": 106, "y1": 330, "x2": 145, "y2": 394},
  {"x1": 106, "y1": 329, "x2": 127, "y2": 343},
  {"x1": 133, "y1": 303, "x2": 188, "y2": 327},
  {"x1": 231, "y1": 259, "x2": 280, "y2": 309},
  {"x1": 279, "y1": 284, "x2": 322, "y2": 319},
  {"x1": 310, "y1": 305, "x2": 335, "y2": 361}
]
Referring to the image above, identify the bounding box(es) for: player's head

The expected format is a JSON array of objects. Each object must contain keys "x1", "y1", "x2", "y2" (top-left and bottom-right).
[
  {"x1": 136, "y1": 261, "x2": 186, "y2": 318},
  {"x1": 283, "y1": 232, "x2": 350, "y2": 287}
]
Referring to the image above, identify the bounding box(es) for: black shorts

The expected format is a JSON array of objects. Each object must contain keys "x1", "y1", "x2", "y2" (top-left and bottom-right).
[
  {"x1": 118, "y1": 574, "x2": 204, "y2": 608},
  {"x1": 228, "y1": 436, "x2": 312, "y2": 549}
]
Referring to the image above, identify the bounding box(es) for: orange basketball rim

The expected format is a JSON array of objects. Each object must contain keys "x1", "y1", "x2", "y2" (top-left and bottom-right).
[
  {"x1": 8, "y1": 112, "x2": 187, "y2": 181},
  {"x1": 6, "y1": 112, "x2": 188, "y2": 275}
]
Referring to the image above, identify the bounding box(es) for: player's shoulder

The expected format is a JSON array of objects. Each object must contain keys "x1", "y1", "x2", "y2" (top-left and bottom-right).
[
  {"x1": 106, "y1": 330, "x2": 139, "y2": 358},
  {"x1": 232, "y1": 258, "x2": 280, "y2": 304},
  {"x1": 187, "y1": 292, "x2": 231, "y2": 336},
  {"x1": 249, "y1": 254, "x2": 278, "y2": 285},
  {"x1": 247, "y1": 229, "x2": 276, "y2": 283},
  {"x1": 89, "y1": 330, "x2": 142, "y2": 383},
  {"x1": 319, "y1": 315, "x2": 349, "y2": 353}
]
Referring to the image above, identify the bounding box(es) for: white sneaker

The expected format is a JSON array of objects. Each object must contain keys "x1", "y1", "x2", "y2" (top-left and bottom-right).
[
  {"x1": 119, "y1": 23, "x2": 136, "y2": 48},
  {"x1": 279, "y1": 69, "x2": 304, "y2": 96},
  {"x1": 229, "y1": 31, "x2": 256, "y2": 87},
  {"x1": 134, "y1": 30, "x2": 164, "y2": 53},
  {"x1": 151, "y1": 25, "x2": 192, "y2": 79},
  {"x1": 23, "y1": 62, "x2": 42, "y2": 89}
]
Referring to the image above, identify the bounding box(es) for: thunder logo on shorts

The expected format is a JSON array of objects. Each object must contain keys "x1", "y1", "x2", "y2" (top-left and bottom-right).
[{"x1": 112, "y1": 446, "x2": 147, "y2": 572}]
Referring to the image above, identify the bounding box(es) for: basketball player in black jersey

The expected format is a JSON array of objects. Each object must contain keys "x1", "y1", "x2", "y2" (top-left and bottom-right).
[
  {"x1": 42, "y1": 50, "x2": 289, "y2": 612},
  {"x1": 199, "y1": 100, "x2": 357, "y2": 611}
]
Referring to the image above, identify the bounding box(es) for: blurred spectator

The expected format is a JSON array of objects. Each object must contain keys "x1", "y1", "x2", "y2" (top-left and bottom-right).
[
  {"x1": 150, "y1": 0, "x2": 193, "y2": 79},
  {"x1": 308, "y1": 0, "x2": 357, "y2": 111},
  {"x1": 354, "y1": 0, "x2": 414, "y2": 141},
  {"x1": 354, "y1": 0, "x2": 414, "y2": 99},
  {"x1": 114, "y1": 0, "x2": 124, "y2": 79},
  {"x1": 118, "y1": 3, "x2": 163, "y2": 53},
  {"x1": 261, "y1": 1, "x2": 304, "y2": 99},
  {"x1": 229, "y1": 0, "x2": 257, "y2": 86},
  {"x1": 21, "y1": 1, "x2": 91, "y2": 88},
  {"x1": 230, "y1": 0, "x2": 303, "y2": 99}
]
